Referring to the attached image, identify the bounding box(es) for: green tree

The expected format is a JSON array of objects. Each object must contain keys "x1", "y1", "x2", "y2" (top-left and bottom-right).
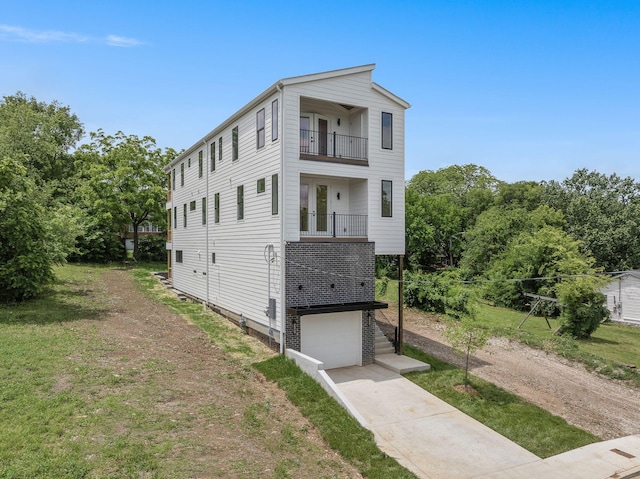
[
  {"x1": 77, "y1": 130, "x2": 175, "y2": 261},
  {"x1": 405, "y1": 165, "x2": 501, "y2": 271},
  {"x1": 485, "y1": 226, "x2": 598, "y2": 311},
  {"x1": 0, "y1": 92, "x2": 83, "y2": 188},
  {"x1": 0, "y1": 157, "x2": 55, "y2": 302},
  {"x1": 542, "y1": 169, "x2": 640, "y2": 271},
  {"x1": 460, "y1": 204, "x2": 564, "y2": 278}
]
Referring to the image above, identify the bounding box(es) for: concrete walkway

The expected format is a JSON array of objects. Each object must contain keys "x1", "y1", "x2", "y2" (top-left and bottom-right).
[{"x1": 327, "y1": 363, "x2": 640, "y2": 479}]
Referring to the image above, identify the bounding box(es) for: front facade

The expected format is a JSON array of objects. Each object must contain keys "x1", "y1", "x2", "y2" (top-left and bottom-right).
[
  {"x1": 166, "y1": 64, "x2": 409, "y2": 368},
  {"x1": 601, "y1": 272, "x2": 640, "y2": 325}
]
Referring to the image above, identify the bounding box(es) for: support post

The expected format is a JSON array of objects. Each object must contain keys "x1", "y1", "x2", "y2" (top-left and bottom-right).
[{"x1": 398, "y1": 255, "x2": 404, "y2": 355}]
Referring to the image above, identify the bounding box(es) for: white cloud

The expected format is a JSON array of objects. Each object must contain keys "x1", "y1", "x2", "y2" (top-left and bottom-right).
[
  {"x1": 0, "y1": 24, "x2": 88, "y2": 43},
  {"x1": 105, "y1": 35, "x2": 144, "y2": 47},
  {"x1": 0, "y1": 24, "x2": 144, "y2": 47}
]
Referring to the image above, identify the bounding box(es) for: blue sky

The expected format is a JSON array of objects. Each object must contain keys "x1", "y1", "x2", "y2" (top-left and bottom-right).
[{"x1": 2, "y1": 0, "x2": 638, "y2": 183}]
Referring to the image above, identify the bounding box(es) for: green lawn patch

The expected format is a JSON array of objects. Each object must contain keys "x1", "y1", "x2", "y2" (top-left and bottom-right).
[
  {"x1": 254, "y1": 355, "x2": 419, "y2": 479},
  {"x1": 403, "y1": 344, "x2": 600, "y2": 458}
]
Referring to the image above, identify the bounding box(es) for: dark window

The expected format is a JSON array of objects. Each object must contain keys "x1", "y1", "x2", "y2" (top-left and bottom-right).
[
  {"x1": 237, "y1": 185, "x2": 244, "y2": 220},
  {"x1": 214, "y1": 193, "x2": 220, "y2": 223},
  {"x1": 210, "y1": 142, "x2": 215, "y2": 171},
  {"x1": 218, "y1": 137, "x2": 222, "y2": 162},
  {"x1": 232, "y1": 126, "x2": 239, "y2": 161},
  {"x1": 211, "y1": 252, "x2": 216, "y2": 264},
  {"x1": 183, "y1": 203, "x2": 187, "y2": 227},
  {"x1": 256, "y1": 108, "x2": 265, "y2": 149},
  {"x1": 382, "y1": 112, "x2": 393, "y2": 150},
  {"x1": 272, "y1": 174, "x2": 278, "y2": 215},
  {"x1": 272, "y1": 99, "x2": 278, "y2": 141},
  {"x1": 202, "y1": 197, "x2": 206, "y2": 225},
  {"x1": 176, "y1": 250, "x2": 183, "y2": 263},
  {"x1": 180, "y1": 163, "x2": 184, "y2": 186},
  {"x1": 173, "y1": 206, "x2": 177, "y2": 228},
  {"x1": 198, "y1": 150, "x2": 203, "y2": 178},
  {"x1": 190, "y1": 200, "x2": 196, "y2": 211},
  {"x1": 382, "y1": 180, "x2": 393, "y2": 217},
  {"x1": 257, "y1": 178, "x2": 265, "y2": 193},
  {"x1": 172, "y1": 169, "x2": 176, "y2": 190}
]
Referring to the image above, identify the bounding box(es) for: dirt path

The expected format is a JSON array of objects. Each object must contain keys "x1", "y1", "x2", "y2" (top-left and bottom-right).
[
  {"x1": 80, "y1": 269, "x2": 361, "y2": 478},
  {"x1": 377, "y1": 305, "x2": 640, "y2": 441}
]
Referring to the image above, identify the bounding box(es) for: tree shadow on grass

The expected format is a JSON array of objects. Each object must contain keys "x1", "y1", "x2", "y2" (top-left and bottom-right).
[{"x1": 0, "y1": 279, "x2": 109, "y2": 326}]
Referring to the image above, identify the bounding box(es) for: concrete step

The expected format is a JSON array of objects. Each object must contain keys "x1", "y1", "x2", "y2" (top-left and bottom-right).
[
  {"x1": 374, "y1": 353, "x2": 431, "y2": 374},
  {"x1": 374, "y1": 323, "x2": 395, "y2": 355}
]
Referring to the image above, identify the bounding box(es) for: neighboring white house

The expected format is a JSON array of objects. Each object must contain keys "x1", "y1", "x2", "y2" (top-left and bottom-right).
[
  {"x1": 601, "y1": 272, "x2": 640, "y2": 325},
  {"x1": 165, "y1": 64, "x2": 409, "y2": 368}
]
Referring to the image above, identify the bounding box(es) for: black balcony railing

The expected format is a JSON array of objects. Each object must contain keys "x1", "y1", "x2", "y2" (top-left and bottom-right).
[
  {"x1": 300, "y1": 130, "x2": 368, "y2": 160},
  {"x1": 300, "y1": 212, "x2": 368, "y2": 238}
]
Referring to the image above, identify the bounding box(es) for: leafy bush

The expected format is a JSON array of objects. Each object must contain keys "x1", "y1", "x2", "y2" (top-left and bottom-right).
[
  {"x1": 0, "y1": 157, "x2": 55, "y2": 302},
  {"x1": 136, "y1": 235, "x2": 167, "y2": 262},
  {"x1": 556, "y1": 277, "x2": 609, "y2": 339},
  {"x1": 404, "y1": 270, "x2": 474, "y2": 320}
]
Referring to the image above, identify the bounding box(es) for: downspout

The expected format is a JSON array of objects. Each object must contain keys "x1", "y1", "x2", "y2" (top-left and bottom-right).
[{"x1": 277, "y1": 82, "x2": 285, "y2": 354}]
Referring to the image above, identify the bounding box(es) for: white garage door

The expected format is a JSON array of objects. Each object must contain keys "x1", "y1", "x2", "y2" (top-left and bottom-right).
[{"x1": 300, "y1": 311, "x2": 362, "y2": 369}]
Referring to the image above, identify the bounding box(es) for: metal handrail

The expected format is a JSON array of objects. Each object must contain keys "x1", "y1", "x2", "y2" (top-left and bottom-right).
[
  {"x1": 300, "y1": 212, "x2": 367, "y2": 237},
  {"x1": 300, "y1": 129, "x2": 368, "y2": 160}
]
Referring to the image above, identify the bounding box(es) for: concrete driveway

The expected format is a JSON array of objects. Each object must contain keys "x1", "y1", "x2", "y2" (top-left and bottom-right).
[{"x1": 327, "y1": 363, "x2": 640, "y2": 479}]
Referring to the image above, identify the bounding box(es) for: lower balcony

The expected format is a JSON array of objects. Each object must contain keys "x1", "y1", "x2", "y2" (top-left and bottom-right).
[{"x1": 300, "y1": 212, "x2": 367, "y2": 239}]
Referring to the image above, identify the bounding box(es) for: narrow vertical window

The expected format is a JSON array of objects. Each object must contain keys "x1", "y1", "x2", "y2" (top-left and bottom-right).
[
  {"x1": 272, "y1": 99, "x2": 278, "y2": 141},
  {"x1": 237, "y1": 185, "x2": 244, "y2": 220},
  {"x1": 256, "y1": 108, "x2": 265, "y2": 149},
  {"x1": 382, "y1": 112, "x2": 393, "y2": 150},
  {"x1": 211, "y1": 252, "x2": 216, "y2": 264},
  {"x1": 172, "y1": 169, "x2": 176, "y2": 190},
  {"x1": 272, "y1": 174, "x2": 278, "y2": 215},
  {"x1": 175, "y1": 250, "x2": 183, "y2": 263},
  {"x1": 173, "y1": 206, "x2": 177, "y2": 228},
  {"x1": 202, "y1": 197, "x2": 207, "y2": 225},
  {"x1": 183, "y1": 203, "x2": 187, "y2": 227},
  {"x1": 218, "y1": 137, "x2": 222, "y2": 162},
  {"x1": 198, "y1": 150, "x2": 203, "y2": 178},
  {"x1": 180, "y1": 163, "x2": 185, "y2": 186},
  {"x1": 382, "y1": 180, "x2": 393, "y2": 217},
  {"x1": 210, "y1": 142, "x2": 215, "y2": 171},
  {"x1": 257, "y1": 178, "x2": 265, "y2": 193},
  {"x1": 214, "y1": 193, "x2": 220, "y2": 223},
  {"x1": 232, "y1": 126, "x2": 239, "y2": 161}
]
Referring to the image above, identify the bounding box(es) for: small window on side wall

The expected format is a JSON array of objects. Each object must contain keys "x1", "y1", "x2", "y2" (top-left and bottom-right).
[
  {"x1": 272, "y1": 99, "x2": 279, "y2": 141},
  {"x1": 210, "y1": 142, "x2": 216, "y2": 171},
  {"x1": 271, "y1": 174, "x2": 278, "y2": 215},
  {"x1": 237, "y1": 185, "x2": 244, "y2": 220},
  {"x1": 214, "y1": 193, "x2": 220, "y2": 223},
  {"x1": 256, "y1": 109, "x2": 265, "y2": 149},
  {"x1": 382, "y1": 180, "x2": 392, "y2": 217},
  {"x1": 198, "y1": 150, "x2": 203, "y2": 177},
  {"x1": 211, "y1": 252, "x2": 216, "y2": 264},
  {"x1": 382, "y1": 112, "x2": 393, "y2": 150},
  {"x1": 176, "y1": 250, "x2": 183, "y2": 263},
  {"x1": 232, "y1": 126, "x2": 239, "y2": 161},
  {"x1": 257, "y1": 178, "x2": 265, "y2": 194}
]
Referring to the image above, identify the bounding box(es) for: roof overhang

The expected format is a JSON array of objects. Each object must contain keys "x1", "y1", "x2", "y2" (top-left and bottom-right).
[{"x1": 287, "y1": 301, "x2": 388, "y2": 317}]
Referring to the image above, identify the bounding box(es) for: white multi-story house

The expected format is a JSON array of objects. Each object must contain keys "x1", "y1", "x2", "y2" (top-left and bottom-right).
[{"x1": 165, "y1": 64, "x2": 409, "y2": 369}]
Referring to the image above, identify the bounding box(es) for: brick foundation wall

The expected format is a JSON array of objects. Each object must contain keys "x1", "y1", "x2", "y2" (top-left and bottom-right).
[{"x1": 285, "y1": 242, "x2": 377, "y2": 364}]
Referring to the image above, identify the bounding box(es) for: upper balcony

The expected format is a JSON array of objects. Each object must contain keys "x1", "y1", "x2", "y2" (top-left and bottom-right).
[
  {"x1": 299, "y1": 96, "x2": 369, "y2": 166},
  {"x1": 300, "y1": 130, "x2": 368, "y2": 163}
]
